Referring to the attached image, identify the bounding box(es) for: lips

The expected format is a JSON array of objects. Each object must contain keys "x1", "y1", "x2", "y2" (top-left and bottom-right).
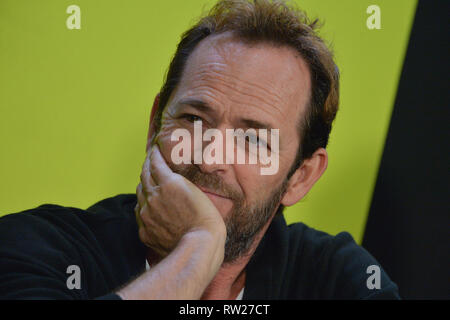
[{"x1": 198, "y1": 186, "x2": 230, "y2": 199}]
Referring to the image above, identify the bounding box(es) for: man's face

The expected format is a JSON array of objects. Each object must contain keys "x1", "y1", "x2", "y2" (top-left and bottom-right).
[{"x1": 152, "y1": 33, "x2": 311, "y2": 262}]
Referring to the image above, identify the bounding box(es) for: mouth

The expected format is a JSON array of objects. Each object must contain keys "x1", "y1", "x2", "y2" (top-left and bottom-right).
[
  {"x1": 197, "y1": 185, "x2": 235, "y2": 218},
  {"x1": 198, "y1": 186, "x2": 230, "y2": 200}
]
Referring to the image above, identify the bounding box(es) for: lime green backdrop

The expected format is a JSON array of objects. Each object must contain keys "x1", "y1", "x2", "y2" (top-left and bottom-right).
[{"x1": 0, "y1": 0, "x2": 417, "y2": 243}]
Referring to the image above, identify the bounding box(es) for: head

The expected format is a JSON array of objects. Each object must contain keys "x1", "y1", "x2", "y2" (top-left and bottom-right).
[{"x1": 145, "y1": 0, "x2": 339, "y2": 263}]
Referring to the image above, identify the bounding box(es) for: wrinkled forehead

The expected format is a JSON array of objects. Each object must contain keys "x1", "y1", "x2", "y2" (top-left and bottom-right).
[{"x1": 174, "y1": 32, "x2": 311, "y2": 125}]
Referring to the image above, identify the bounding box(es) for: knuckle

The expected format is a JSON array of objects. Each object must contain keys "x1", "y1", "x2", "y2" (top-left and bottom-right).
[
  {"x1": 146, "y1": 197, "x2": 154, "y2": 208},
  {"x1": 140, "y1": 210, "x2": 152, "y2": 226},
  {"x1": 147, "y1": 198, "x2": 159, "y2": 211},
  {"x1": 139, "y1": 203, "x2": 148, "y2": 216},
  {"x1": 142, "y1": 183, "x2": 153, "y2": 195},
  {"x1": 146, "y1": 196, "x2": 153, "y2": 207}
]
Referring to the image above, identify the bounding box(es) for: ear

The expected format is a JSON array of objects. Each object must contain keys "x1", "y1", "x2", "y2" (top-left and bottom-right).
[
  {"x1": 281, "y1": 148, "x2": 328, "y2": 207},
  {"x1": 146, "y1": 94, "x2": 160, "y2": 153}
]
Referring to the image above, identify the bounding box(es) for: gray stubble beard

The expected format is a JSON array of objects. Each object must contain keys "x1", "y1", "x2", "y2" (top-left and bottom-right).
[{"x1": 171, "y1": 163, "x2": 288, "y2": 264}]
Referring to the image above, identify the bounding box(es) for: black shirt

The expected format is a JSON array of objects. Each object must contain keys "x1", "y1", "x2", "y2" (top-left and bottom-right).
[{"x1": 0, "y1": 194, "x2": 400, "y2": 299}]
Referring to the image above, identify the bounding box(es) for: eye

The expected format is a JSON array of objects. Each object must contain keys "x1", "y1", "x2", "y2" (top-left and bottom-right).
[
  {"x1": 245, "y1": 135, "x2": 270, "y2": 150},
  {"x1": 181, "y1": 114, "x2": 203, "y2": 123},
  {"x1": 245, "y1": 135, "x2": 258, "y2": 144}
]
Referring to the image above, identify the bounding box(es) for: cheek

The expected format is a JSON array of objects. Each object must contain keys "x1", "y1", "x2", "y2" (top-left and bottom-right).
[
  {"x1": 154, "y1": 119, "x2": 195, "y2": 166},
  {"x1": 234, "y1": 164, "x2": 281, "y2": 203},
  {"x1": 154, "y1": 125, "x2": 176, "y2": 164}
]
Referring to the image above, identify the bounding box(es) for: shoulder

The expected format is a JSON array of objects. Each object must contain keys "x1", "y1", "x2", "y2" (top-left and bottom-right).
[
  {"x1": 0, "y1": 193, "x2": 137, "y2": 248},
  {"x1": 0, "y1": 203, "x2": 88, "y2": 298},
  {"x1": 0, "y1": 194, "x2": 142, "y2": 299},
  {"x1": 0, "y1": 203, "x2": 85, "y2": 253},
  {"x1": 284, "y1": 222, "x2": 400, "y2": 299}
]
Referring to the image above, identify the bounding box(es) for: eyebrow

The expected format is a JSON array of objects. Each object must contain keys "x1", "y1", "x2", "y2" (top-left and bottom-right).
[
  {"x1": 178, "y1": 99, "x2": 215, "y2": 114},
  {"x1": 238, "y1": 118, "x2": 274, "y2": 131}
]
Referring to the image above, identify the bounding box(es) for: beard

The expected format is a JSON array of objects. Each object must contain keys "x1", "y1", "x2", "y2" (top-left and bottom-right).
[{"x1": 168, "y1": 162, "x2": 289, "y2": 264}]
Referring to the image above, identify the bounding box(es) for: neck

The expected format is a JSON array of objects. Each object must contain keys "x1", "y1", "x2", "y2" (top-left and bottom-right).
[{"x1": 200, "y1": 213, "x2": 275, "y2": 300}]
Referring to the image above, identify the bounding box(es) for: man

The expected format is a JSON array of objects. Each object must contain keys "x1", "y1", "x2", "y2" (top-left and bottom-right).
[{"x1": 0, "y1": 0, "x2": 400, "y2": 299}]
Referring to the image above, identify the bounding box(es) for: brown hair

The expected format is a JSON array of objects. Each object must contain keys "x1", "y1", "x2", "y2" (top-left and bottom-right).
[{"x1": 155, "y1": 0, "x2": 340, "y2": 177}]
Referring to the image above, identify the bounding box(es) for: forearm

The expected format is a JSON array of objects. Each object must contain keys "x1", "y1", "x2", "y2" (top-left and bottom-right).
[{"x1": 117, "y1": 229, "x2": 225, "y2": 300}]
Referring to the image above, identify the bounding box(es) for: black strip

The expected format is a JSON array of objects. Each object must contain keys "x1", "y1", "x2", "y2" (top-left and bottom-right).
[{"x1": 362, "y1": 0, "x2": 450, "y2": 299}]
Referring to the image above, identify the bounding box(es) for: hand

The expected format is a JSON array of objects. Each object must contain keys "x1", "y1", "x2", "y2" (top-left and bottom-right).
[{"x1": 135, "y1": 144, "x2": 226, "y2": 259}]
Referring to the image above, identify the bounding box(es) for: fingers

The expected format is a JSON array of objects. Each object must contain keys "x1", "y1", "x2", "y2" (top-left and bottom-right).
[
  {"x1": 136, "y1": 183, "x2": 145, "y2": 208},
  {"x1": 136, "y1": 145, "x2": 174, "y2": 238},
  {"x1": 135, "y1": 183, "x2": 146, "y2": 227},
  {"x1": 149, "y1": 144, "x2": 173, "y2": 184},
  {"x1": 135, "y1": 203, "x2": 144, "y2": 229},
  {"x1": 141, "y1": 152, "x2": 156, "y2": 195}
]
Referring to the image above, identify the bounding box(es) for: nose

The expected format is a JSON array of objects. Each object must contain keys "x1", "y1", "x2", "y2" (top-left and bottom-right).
[
  {"x1": 195, "y1": 126, "x2": 231, "y2": 175},
  {"x1": 197, "y1": 159, "x2": 229, "y2": 175}
]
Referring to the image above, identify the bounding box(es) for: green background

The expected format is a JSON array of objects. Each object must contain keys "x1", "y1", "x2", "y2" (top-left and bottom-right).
[{"x1": 0, "y1": 0, "x2": 417, "y2": 244}]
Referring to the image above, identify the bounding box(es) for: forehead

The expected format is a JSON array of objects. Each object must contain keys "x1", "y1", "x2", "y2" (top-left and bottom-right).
[{"x1": 172, "y1": 32, "x2": 311, "y2": 129}]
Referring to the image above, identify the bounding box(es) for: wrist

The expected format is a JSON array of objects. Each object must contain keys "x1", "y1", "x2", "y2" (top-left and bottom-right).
[
  {"x1": 184, "y1": 223, "x2": 226, "y2": 247},
  {"x1": 181, "y1": 227, "x2": 225, "y2": 268}
]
